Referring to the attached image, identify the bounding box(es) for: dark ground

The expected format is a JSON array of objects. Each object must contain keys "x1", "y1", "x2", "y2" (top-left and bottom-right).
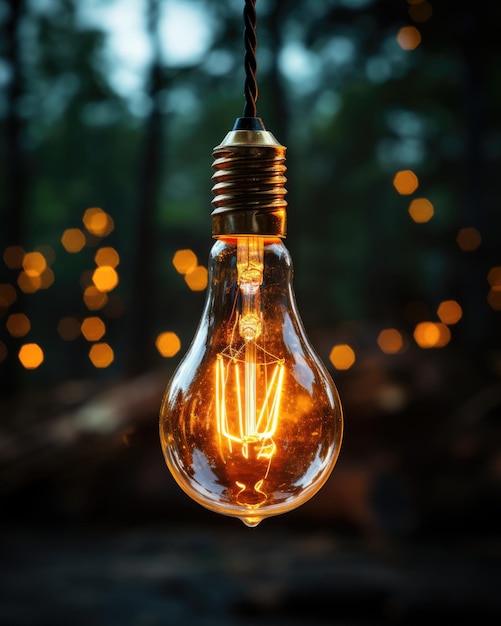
[
  {"x1": 1, "y1": 360, "x2": 501, "y2": 625},
  {"x1": 1, "y1": 522, "x2": 501, "y2": 626}
]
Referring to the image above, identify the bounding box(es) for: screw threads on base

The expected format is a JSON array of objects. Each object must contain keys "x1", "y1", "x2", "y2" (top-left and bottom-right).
[{"x1": 211, "y1": 128, "x2": 287, "y2": 238}]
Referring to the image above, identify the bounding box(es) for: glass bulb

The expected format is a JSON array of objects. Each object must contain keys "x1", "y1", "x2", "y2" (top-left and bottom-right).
[
  {"x1": 160, "y1": 118, "x2": 343, "y2": 526},
  {"x1": 160, "y1": 234, "x2": 343, "y2": 527}
]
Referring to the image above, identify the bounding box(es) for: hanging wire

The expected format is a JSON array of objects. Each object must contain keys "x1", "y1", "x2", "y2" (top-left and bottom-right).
[{"x1": 243, "y1": 0, "x2": 258, "y2": 117}]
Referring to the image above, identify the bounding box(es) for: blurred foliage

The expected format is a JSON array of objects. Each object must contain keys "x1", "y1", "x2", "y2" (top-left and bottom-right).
[{"x1": 0, "y1": 0, "x2": 500, "y2": 398}]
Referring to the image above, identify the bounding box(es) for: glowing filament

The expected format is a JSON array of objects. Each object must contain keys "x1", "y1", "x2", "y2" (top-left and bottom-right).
[
  {"x1": 215, "y1": 236, "x2": 284, "y2": 460},
  {"x1": 216, "y1": 349, "x2": 284, "y2": 459}
]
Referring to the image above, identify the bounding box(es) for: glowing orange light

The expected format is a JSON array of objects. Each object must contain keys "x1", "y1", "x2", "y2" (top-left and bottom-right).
[
  {"x1": 40, "y1": 267, "x2": 55, "y2": 289},
  {"x1": 83, "y1": 285, "x2": 108, "y2": 310},
  {"x1": 160, "y1": 235, "x2": 343, "y2": 527},
  {"x1": 393, "y1": 169, "x2": 419, "y2": 195},
  {"x1": 487, "y1": 267, "x2": 501, "y2": 288},
  {"x1": 61, "y1": 228, "x2": 86, "y2": 253},
  {"x1": 17, "y1": 272, "x2": 42, "y2": 293},
  {"x1": 216, "y1": 351, "x2": 284, "y2": 460},
  {"x1": 95, "y1": 247, "x2": 120, "y2": 268},
  {"x1": 22, "y1": 251, "x2": 47, "y2": 277},
  {"x1": 396, "y1": 26, "x2": 421, "y2": 50},
  {"x1": 408, "y1": 198, "x2": 434, "y2": 223},
  {"x1": 3, "y1": 246, "x2": 25, "y2": 269},
  {"x1": 487, "y1": 289, "x2": 501, "y2": 311},
  {"x1": 81, "y1": 317, "x2": 106, "y2": 341},
  {"x1": 18, "y1": 343, "x2": 44, "y2": 369},
  {"x1": 329, "y1": 344, "x2": 356, "y2": 370},
  {"x1": 377, "y1": 328, "x2": 404, "y2": 354},
  {"x1": 437, "y1": 300, "x2": 462, "y2": 325},
  {"x1": 57, "y1": 317, "x2": 81, "y2": 340},
  {"x1": 6, "y1": 313, "x2": 31, "y2": 337},
  {"x1": 173, "y1": 249, "x2": 198, "y2": 275},
  {"x1": 456, "y1": 227, "x2": 481, "y2": 252},
  {"x1": 413, "y1": 322, "x2": 450, "y2": 348},
  {"x1": 92, "y1": 266, "x2": 119, "y2": 292},
  {"x1": 155, "y1": 332, "x2": 182, "y2": 357},
  {"x1": 185, "y1": 266, "x2": 208, "y2": 291},
  {"x1": 83, "y1": 207, "x2": 114, "y2": 237},
  {"x1": 89, "y1": 342, "x2": 114, "y2": 368},
  {"x1": 0, "y1": 283, "x2": 17, "y2": 307}
]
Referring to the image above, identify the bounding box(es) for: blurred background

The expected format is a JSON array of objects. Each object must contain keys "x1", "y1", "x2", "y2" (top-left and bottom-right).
[{"x1": 1, "y1": 0, "x2": 501, "y2": 623}]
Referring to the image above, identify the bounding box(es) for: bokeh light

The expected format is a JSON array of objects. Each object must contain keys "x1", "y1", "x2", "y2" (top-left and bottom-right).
[
  {"x1": 487, "y1": 289, "x2": 501, "y2": 311},
  {"x1": 393, "y1": 169, "x2": 419, "y2": 195},
  {"x1": 0, "y1": 341, "x2": 7, "y2": 363},
  {"x1": 487, "y1": 267, "x2": 501, "y2": 288},
  {"x1": 6, "y1": 313, "x2": 31, "y2": 337},
  {"x1": 89, "y1": 342, "x2": 114, "y2": 368},
  {"x1": 155, "y1": 331, "x2": 181, "y2": 357},
  {"x1": 396, "y1": 26, "x2": 421, "y2": 50},
  {"x1": 456, "y1": 227, "x2": 481, "y2": 252},
  {"x1": 437, "y1": 300, "x2": 462, "y2": 325},
  {"x1": 487, "y1": 271, "x2": 501, "y2": 308},
  {"x1": 83, "y1": 285, "x2": 108, "y2": 310},
  {"x1": 95, "y1": 247, "x2": 120, "y2": 268},
  {"x1": 81, "y1": 316, "x2": 106, "y2": 341},
  {"x1": 173, "y1": 249, "x2": 198, "y2": 275},
  {"x1": 329, "y1": 344, "x2": 356, "y2": 370},
  {"x1": 22, "y1": 251, "x2": 47, "y2": 277},
  {"x1": 83, "y1": 207, "x2": 114, "y2": 237},
  {"x1": 377, "y1": 328, "x2": 405, "y2": 354},
  {"x1": 61, "y1": 228, "x2": 86, "y2": 253},
  {"x1": 40, "y1": 267, "x2": 55, "y2": 289},
  {"x1": 17, "y1": 272, "x2": 42, "y2": 293},
  {"x1": 3, "y1": 246, "x2": 24, "y2": 269},
  {"x1": 408, "y1": 198, "x2": 434, "y2": 223},
  {"x1": 185, "y1": 266, "x2": 208, "y2": 291},
  {"x1": 413, "y1": 322, "x2": 451, "y2": 348},
  {"x1": 92, "y1": 266, "x2": 119, "y2": 292},
  {"x1": 0, "y1": 283, "x2": 17, "y2": 307},
  {"x1": 18, "y1": 343, "x2": 44, "y2": 369}
]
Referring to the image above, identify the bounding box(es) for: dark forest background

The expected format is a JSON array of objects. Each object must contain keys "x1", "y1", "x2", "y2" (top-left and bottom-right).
[{"x1": 1, "y1": 0, "x2": 501, "y2": 623}]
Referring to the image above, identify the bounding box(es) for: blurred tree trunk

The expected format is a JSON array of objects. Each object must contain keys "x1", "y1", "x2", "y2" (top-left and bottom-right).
[
  {"x1": 265, "y1": 0, "x2": 289, "y2": 146},
  {"x1": 264, "y1": 0, "x2": 295, "y2": 251},
  {"x1": 459, "y1": 4, "x2": 488, "y2": 352},
  {"x1": 0, "y1": 0, "x2": 27, "y2": 397},
  {"x1": 126, "y1": 0, "x2": 166, "y2": 376},
  {"x1": 2, "y1": 0, "x2": 26, "y2": 248}
]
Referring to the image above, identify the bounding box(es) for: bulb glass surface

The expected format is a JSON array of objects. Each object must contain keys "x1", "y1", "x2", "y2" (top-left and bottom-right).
[{"x1": 160, "y1": 236, "x2": 343, "y2": 526}]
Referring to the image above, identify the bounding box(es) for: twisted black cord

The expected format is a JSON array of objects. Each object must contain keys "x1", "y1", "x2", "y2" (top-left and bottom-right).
[{"x1": 243, "y1": 0, "x2": 258, "y2": 117}]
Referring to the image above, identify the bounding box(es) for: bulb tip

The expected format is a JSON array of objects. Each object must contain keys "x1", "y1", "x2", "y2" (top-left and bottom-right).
[{"x1": 240, "y1": 516, "x2": 263, "y2": 528}]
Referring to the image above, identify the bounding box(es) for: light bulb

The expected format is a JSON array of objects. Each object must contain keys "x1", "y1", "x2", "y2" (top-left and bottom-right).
[{"x1": 160, "y1": 118, "x2": 343, "y2": 527}]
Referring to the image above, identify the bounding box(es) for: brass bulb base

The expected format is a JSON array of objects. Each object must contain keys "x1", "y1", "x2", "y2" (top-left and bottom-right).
[{"x1": 211, "y1": 118, "x2": 288, "y2": 238}]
